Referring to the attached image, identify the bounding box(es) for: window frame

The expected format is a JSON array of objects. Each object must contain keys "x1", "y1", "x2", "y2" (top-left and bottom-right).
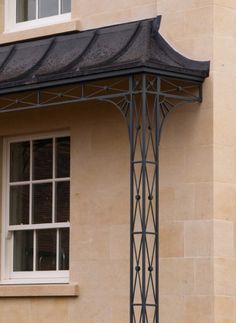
[
  {"x1": 1, "y1": 131, "x2": 70, "y2": 285},
  {"x1": 5, "y1": 0, "x2": 71, "y2": 33}
]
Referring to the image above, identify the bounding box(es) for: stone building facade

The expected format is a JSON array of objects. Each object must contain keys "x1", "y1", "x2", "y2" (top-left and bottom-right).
[{"x1": 0, "y1": 1, "x2": 233, "y2": 323}]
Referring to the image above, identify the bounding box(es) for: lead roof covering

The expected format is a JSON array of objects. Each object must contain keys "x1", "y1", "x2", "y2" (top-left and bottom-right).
[{"x1": 0, "y1": 16, "x2": 209, "y2": 93}]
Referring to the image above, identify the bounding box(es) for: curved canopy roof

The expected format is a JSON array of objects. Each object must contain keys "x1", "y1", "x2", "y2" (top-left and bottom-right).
[{"x1": 0, "y1": 16, "x2": 209, "y2": 94}]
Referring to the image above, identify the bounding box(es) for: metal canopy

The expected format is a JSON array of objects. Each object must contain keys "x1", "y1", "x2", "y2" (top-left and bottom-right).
[
  {"x1": 0, "y1": 16, "x2": 209, "y2": 95},
  {"x1": 0, "y1": 15, "x2": 210, "y2": 323}
]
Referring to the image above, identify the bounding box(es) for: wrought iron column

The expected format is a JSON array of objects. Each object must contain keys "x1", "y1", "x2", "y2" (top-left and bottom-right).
[
  {"x1": 0, "y1": 73, "x2": 204, "y2": 323},
  {"x1": 129, "y1": 74, "x2": 160, "y2": 323}
]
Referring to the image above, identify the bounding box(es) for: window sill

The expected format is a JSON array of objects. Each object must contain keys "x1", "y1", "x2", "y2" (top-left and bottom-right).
[
  {"x1": 0, "y1": 283, "x2": 79, "y2": 297},
  {"x1": 0, "y1": 19, "x2": 80, "y2": 44}
]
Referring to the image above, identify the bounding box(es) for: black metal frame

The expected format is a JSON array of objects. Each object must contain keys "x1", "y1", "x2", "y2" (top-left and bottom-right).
[
  {"x1": 127, "y1": 74, "x2": 201, "y2": 323},
  {"x1": 0, "y1": 72, "x2": 202, "y2": 323}
]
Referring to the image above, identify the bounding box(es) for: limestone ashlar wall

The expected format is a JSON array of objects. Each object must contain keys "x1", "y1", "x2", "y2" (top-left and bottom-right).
[
  {"x1": 213, "y1": 1, "x2": 236, "y2": 322},
  {"x1": 157, "y1": 1, "x2": 214, "y2": 323},
  {"x1": 73, "y1": 0, "x2": 157, "y2": 30}
]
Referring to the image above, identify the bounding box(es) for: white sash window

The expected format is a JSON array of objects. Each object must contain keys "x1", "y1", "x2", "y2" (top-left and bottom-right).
[{"x1": 1, "y1": 132, "x2": 70, "y2": 284}]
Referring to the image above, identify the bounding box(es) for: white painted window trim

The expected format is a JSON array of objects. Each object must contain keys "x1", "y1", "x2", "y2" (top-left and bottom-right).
[
  {"x1": 5, "y1": 0, "x2": 71, "y2": 33},
  {"x1": 1, "y1": 131, "x2": 70, "y2": 285}
]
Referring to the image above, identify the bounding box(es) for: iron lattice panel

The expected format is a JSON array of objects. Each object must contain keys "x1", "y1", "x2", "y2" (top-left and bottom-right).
[
  {"x1": 129, "y1": 75, "x2": 159, "y2": 323},
  {"x1": 127, "y1": 74, "x2": 201, "y2": 323}
]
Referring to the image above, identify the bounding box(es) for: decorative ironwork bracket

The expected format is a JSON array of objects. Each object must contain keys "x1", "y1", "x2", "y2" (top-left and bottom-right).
[{"x1": 0, "y1": 73, "x2": 202, "y2": 323}]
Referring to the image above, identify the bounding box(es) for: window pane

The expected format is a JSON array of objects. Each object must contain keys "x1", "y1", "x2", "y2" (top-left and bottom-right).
[
  {"x1": 56, "y1": 137, "x2": 70, "y2": 178},
  {"x1": 39, "y1": 0, "x2": 58, "y2": 18},
  {"x1": 10, "y1": 141, "x2": 30, "y2": 182},
  {"x1": 55, "y1": 181, "x2": 70, "y2": 222},
  {"x1": 36, "y1": 229, "x2": 56, "y2": 270},
  {"x1": 16, "y1": 0, "x2": 36, "y2": 23},
  {"x1": 10, "y1": 185, "x2": 29, "y2": 225},
  {"x1": 59, "y1": 228, "x2": 69, "y2": 270},
  {"x1": 61, "y1": 0, "x2": 71, "y2": 13},
  {"x1": 32, "y1": 183, "x2": 52, "y2": 224},
  {"x1": 33, "y1": 139, "x2": 52, "y2": 180},
  {"x1": 13, "y1": 231, "x2": 33, "y2": 271}
]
